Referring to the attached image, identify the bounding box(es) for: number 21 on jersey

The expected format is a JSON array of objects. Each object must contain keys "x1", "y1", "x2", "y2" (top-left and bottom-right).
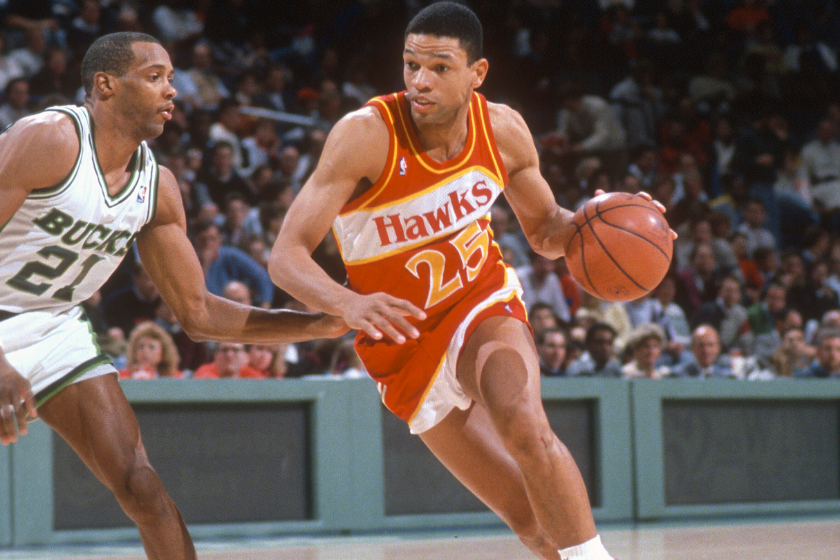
[{"x1": 405, "y1": 221, "x2": 489, "y2": 309}]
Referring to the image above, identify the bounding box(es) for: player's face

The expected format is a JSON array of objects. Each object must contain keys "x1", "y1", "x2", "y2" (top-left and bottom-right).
[
  {"x1": 403, "y1": 34, "x2": 487, "y2": 126},
  {"x1": 117, "y1": 42, "x2": 176, "y2": 139}
]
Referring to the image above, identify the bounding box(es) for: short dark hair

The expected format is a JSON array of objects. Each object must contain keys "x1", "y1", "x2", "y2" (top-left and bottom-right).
[
  {"x1": 405, "y1": 2, "x2": 483, "y2": 64},
  {"x1": 585, "y1": 322, "x2": 617, "y2": 346},
  {"x1": 81, "y1": 32, "x2": 161, "y2": 96},
  {"x1": 535, "y1": 327, "x2": 567, "y2": 347}
]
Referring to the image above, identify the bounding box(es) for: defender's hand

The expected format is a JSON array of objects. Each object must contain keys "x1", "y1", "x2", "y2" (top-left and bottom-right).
[{"x1": 341, "y1": 292, "x2": 427, "y2": 344}]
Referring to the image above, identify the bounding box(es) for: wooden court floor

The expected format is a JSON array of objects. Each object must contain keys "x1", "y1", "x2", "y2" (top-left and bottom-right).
[{"x1": 1, "y1": 515, "x2": 838, "y2": 559}]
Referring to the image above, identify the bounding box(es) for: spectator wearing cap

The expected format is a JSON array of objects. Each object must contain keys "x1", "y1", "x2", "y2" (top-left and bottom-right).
[{"x1": 622, "y1": 324, "x2": 672, "y2": 379}]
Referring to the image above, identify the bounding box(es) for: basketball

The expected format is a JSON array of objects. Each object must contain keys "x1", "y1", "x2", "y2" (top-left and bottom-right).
[{"x1": 562, "y1": 192, "x2": 673, "y2": 302}]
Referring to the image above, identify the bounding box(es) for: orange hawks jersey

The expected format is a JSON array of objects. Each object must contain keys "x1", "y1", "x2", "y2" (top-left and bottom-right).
[{"x1": 332, "y1": 91, "x2": 528, "y2": 424}]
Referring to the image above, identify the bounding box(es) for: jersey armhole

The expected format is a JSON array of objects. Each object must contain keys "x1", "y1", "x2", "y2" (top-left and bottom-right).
[
  {"x1": 27, "y1": 107, "x2": 84, "y2": 199},
  {"x1": 339, "y1": 98, "x2": 398, "y2": 214}
]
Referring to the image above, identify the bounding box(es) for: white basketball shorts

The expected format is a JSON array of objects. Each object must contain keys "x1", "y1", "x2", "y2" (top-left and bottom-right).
[{"x1": 0, "y1": 306, "x2": 116, "y2": 406}]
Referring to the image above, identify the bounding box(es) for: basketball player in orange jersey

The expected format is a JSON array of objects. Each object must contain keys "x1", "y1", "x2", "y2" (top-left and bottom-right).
[{"x1": 270, "y1": 3, "x2": 671, "y2": 559}]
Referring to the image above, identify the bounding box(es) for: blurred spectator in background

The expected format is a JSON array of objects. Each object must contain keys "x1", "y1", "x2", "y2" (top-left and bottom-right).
[
  {"x1": 610, "y1": 59, "x2": 666, "y2": 150},
  {"x1": 676, "y1": 241, "x2": 726, "y2": 319},
  {"x1": 209, "y1": 98, "x2": 247, "y2": 171},
  {"x1": 102, "y1": 262, "x2": 161, "y2": 340},
  {"x1": 0, "y1": 32, "x2": 24, "y2": 93},
  {"x1": 516, "y1": 250, "x2": 571, "y2": 324},
  {"x1": 221, "y1": 280, "x2": 252, "y2": 306},
  {"x1": 173, "y1": 41, "x2": 230, "y2": 112},
  {"x1": 675, "y1": 217, "x2": 739, "y2": 272},
  {"x1": 529, "y1": 302, "x2": 561, "y2": 339},
  {"x1": 787, "y1": 258, "x2": 840, "y2": 327},
  {"x1": 195, "y1": 141, "x2": 257, "y2": 207},
  {"x1": 241, "y1": 118, "x2": 281, "y2": 178},
  {"x1": 567, "y1": 322, "x2": 622, "y2": 377},
  {"x1": 549, "y1": 81, "x2": 627, "y2": 180},
  {"x1": 622, "y1": 323, "x2": 672, "y2": 379},
  {"x1": 798, "y1": 328, "x2": 840, "y2": 378},
  {"x1": 193, "y1": 342, "x2": 249, "y2": 378},
  {"x1": 219, "y1": 192, "x2": 251, "y2": 247},
  {"x1": 238, "y1": 344, "x2": 276, "y2": 378},
  {"x1": 740, "y1": 280, "x2": 787, "y2": 359},
  {"x1": 801, "y1": 117, "x2": 840, "y2": 215},
  {"x1": 627, "y1": 143, "x2": 659, "y2": 191},
  {"x1": 154, "y1": 300, "x2": 208, "y2": 375},
  {"x1": 0, "y1": 77, "x2": 31, "y2": 129},
  {"x1": 677, "y1": 324, "x2": 735, "y2": 378},
  {"x1": 119, "y1": 322, "x2": 183, "y2": 380},
  {"x1": 536, "y1": 327, "x2": 568, "y2": 377},
  {"x1": 692, "y1": 275, "x2": 748, "y2": 352},
  {"x1": 490, "y1": 204, "x2": 529, "y2": 268},
  {"x1": 29, "y1": 44, "x2": 77, "y2": 100},
  {"x1": 8, "y1": 27, "x2": 47, "y2": 79},
  {"x1": 768, "y1": 326, "x2": 813, "y2": 377},
  {"x1": 689, "y1": 53, "x2": 736, "y2": 116},
  {"x1": 254, "y1": 64, "x2": 296, "y2": 115},
  {"x1": 735, "y1": 198, "x2": 777, "y2": 258},
  {"x1": 66, "y1": 0, "x2": 104, "y2": 62},
  {"x1": 192, "y1": 221, "x2": 274, "y2": 308}
]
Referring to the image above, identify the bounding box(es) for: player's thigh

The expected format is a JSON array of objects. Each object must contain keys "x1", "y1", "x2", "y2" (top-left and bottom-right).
[
  {"x1": 457, "y1": 315, "x2": 543, "y2": 416},
  {"x1": 419, "y1": 402, "x2": 538, "y2": 526},
  {"x1": 38, "y1": 374, "x2": 149, "y2": 487}
]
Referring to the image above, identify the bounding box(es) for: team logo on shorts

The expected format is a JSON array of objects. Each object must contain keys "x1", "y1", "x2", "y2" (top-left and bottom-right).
[{"x1": 136, "y1": 185, "x2": 147, "y2": 203}]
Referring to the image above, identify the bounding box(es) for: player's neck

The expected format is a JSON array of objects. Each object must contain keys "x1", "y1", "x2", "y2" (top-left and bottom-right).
[
  {"x1": 87, "y1": 104, "x2": 142, "y2": 174},
  {"x1": 409, "y1": 104, "x2": 470, "y2": 163}
]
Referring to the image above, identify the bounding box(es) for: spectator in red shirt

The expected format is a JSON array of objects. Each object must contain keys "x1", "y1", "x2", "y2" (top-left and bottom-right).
[
  {"x1": 193, "y1": 342, "x2": 249, "y2": 378},
  {"x1": 119, "y1": 322, "x2": 184, "y2": 380}
]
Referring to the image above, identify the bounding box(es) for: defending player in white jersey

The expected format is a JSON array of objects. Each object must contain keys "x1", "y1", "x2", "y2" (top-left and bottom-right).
[{"x1": 0, "y1": 32, "x2": 346, "y2": 560}]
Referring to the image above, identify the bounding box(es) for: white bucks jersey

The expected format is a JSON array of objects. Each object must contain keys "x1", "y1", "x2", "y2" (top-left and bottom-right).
[{"x1": 0, "y1": 105, "x2": 159, "y2": 314}]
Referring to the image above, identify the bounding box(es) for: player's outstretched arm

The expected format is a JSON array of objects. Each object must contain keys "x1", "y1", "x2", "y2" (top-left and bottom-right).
[
  {"x1": 489, "y1": 102, "x2": 574, "y2": 260},
  {"x1": 269, "y1": 108, "x2": 425, "y2": 344},
  {"x1": 137, "y1": 167, "x2": 348, "y2": 343}
]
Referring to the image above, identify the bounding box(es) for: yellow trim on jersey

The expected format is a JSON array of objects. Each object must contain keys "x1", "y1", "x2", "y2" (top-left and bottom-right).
[
  {"x1": 475, "y1": 98, "x2": 505, "y2": 185},
  {"x1": 343, "y1": 164, "x2": 502, "y2": 216},
  {"x1": 339, "y1": 214, "x2": 489, "y2": 266},
  {"x1": 396, "y1": 94, "x2": 478, "y2": 174},
  {"x1": 349, "y1": 98, "x2": 399, "y2": 213}
]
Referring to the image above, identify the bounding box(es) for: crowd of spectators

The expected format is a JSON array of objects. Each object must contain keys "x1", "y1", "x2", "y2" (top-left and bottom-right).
[{"x1": 7, "y1": 0, "x2": 840, "y2": 379}]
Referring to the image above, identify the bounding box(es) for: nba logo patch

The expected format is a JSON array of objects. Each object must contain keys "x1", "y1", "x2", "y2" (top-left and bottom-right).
[
  {"x1": 399, "y1": 157, "x2": 407, "y2": 176},
  {"x1": 136, "y1": 185, "x2": 147, "y2": 203}
]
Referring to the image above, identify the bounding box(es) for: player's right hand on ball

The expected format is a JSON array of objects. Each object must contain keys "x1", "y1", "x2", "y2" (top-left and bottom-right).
[
  {"x1": 343, "y1": 292, "x2": 426, "y2": 344},
  {"x1": 0, "y1": 362, "x2": 38, "y2": 445}
]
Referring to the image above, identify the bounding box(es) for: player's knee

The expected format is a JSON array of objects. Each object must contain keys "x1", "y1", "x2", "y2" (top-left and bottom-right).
[
  {"x1": 112, "y1": 462, "x2": 171, "y2": 524},
  {"x1": 498, "y1": 413, "x2": 564, "y2": 466}
]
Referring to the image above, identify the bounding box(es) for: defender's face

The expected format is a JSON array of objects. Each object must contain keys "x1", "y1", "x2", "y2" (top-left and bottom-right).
[
  {"x1": 119, "y1": 42, "x2": 176, "y2": 138},
  {"x1": 403, "y1": 33, "x2": 486, "y2": 126}
]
